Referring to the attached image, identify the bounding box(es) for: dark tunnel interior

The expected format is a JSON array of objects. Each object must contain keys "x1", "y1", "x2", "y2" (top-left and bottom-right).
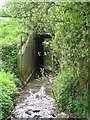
[{"x1": 35, "y1": 34, "x2": 51, "y2": 69}]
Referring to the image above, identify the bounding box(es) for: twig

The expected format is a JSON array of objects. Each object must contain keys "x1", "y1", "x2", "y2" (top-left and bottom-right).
[{"x1": 5, "y1": 115, "x2": 11, "y2": 120}]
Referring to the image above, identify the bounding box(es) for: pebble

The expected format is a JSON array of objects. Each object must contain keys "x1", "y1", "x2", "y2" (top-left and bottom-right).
[
  {"x1": 25, "y1": 111, "x2": 31, "y2": 115},
  {"x1": 12, "y1": 87, "x2": 55, "y2": 118},
  {"x1": 11, "y1": 74, "x2": 69, "y2": 119}
]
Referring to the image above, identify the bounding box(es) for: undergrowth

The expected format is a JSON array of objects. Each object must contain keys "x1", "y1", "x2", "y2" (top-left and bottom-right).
[
  {"x1": 0, "y1": 17, "x2": 25, "y2": 119},
  {"x1": 0, "y1": 17, "x2": 27, "y2": 46},
  {"x1": 0, "y1": 70, "x2": 18, "y2": 120},
  {"x1": 56, "y1": 69, "x2": 88, "y2": 117}
]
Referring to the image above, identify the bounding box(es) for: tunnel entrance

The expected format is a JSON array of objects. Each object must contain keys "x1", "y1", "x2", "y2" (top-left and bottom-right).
[
  {"x1": 17, "y1": 33, "x2": 52, "y2": 82},
  {"x1": 35, "y1": 34, "x2": 51, "y2": 69},
  {"x1": 35, "y1": 35, "x2": 44, "y2": 68}
]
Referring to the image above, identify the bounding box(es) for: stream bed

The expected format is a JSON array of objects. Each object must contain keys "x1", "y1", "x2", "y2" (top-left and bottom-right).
[
  {"x1": 11, "y1": 70, "x2": 57, "y2": 119},
  {"x1": 11, "y1": 70, "x2": 69, "y2": 119}
]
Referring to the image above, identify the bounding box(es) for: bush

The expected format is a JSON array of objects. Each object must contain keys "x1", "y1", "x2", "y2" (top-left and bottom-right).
[
  {"x1": 56, "y1": 69, "x2": 88, "y2": 117},
  {"x1": 0, "y1": 70, "x2": 18, "y2": 120},
  {"x1": 0, "y1": 17, "x2": 27, "y2": 46},
  {"x1": 2, "y1": 44, "x2": 18, "y2": 75},
  {"x1": 1, "y1": 17, "x2": 27, "y2": 76},
  {"x1": 0, "y1": 10, "x2": 12, "y2": 17}
]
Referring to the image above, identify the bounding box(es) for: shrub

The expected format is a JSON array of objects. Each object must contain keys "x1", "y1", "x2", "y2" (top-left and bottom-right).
[
  {"x1": 0, "y1": 10, "x2": 12, "y2": 17},
  {"x1": 2, "y1": 44, "x2": 18, "y2": 75},
  {"x1": 1, "y1": 17, "x2": 27, "y2": 77},
  {"x1": 0, "y1": 70, "x2": 18, "y2": 120},
  {"x1": 56, "y1": 69, "x2": 88, "y2": 117}
]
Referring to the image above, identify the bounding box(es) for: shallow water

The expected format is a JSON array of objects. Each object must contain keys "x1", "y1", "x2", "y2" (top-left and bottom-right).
[{"x1": 11, "y1": 70, "x2": 57, "y2": 119}]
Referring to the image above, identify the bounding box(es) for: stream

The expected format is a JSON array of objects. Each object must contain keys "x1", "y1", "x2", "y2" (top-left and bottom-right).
[
  {"x1": 11, "y1": 68, "x2": 69, "y2": 119},
  {"x1": 11, "y1": 68, "x2": 57, "y2": 119}
]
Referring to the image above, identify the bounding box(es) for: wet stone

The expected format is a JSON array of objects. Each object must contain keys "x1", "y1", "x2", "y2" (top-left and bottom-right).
[
  {"x1": 25, "y1": 111, "x2": 31, "y2": 115},
  {"x1": 12, "y1": 86, "x2": 56, "y2": 118},
  {"x1": 11, "y1": 75, "x2": 69, "y2": 119},
  {"x1": 35, "y1": 94, "x2": 39, "y2": 98},
  {"x1": 34, "y1": 115, "x2": 42, "y2": 118},
  {"x1": 33, "y1": 110, "x2": 40, "y2": 112}
]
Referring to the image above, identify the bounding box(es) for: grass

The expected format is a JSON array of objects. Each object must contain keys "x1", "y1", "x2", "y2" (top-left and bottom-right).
[
  {"x1": 0, "y1": 17, "x2": 27, "y2": 47},
  {"x1": 0, "y1": 17, "x2": 25, "y2": 119},
  {"x1": 0, "y1": 70, "x2": 18, "y2": 120}
]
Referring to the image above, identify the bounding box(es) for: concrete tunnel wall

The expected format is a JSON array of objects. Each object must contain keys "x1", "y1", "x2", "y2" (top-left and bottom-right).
[
  {"x1": 17, "y1": 33, "x2": 36, "y2": 82},
  {"x1": 17, "y1": 33, "x2": 53, "y2": 83}
]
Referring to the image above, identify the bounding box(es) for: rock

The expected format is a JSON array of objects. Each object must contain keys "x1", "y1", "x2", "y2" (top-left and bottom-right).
[
  {"x1": 11, "y1": 86, "x2": 56, "y2": 118},
  {"x1": 57, "y1": 112, "x2": 69, "y2": 118},
  {"x1": 33, "y1": 110, "x2": 40, "y2": 112},
  {"x1": 35, "y1": 94, "x2": 39, "y2": 98},
  {"x1": 52, "y1": 114, "x2": 56, "y2": 117},
  {"x1": 25, "y1": 111, "x2": 31, "y2": 116},
  {"x1": 50, "y1": 111, "x2": 56, "y2": 117},
  {"x1": 34, "y1": 115, "x2": 41, "y2": 118}
]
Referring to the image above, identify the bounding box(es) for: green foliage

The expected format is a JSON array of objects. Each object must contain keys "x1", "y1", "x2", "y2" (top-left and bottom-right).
[
  {"x1": 56, "y1": 54, "x2": 88, "y2": 117},
  {"x1": 54, "y1": 2, "x2": 88, "y2": 117},
  {"x1": 0, "y1": 10, "x2": 12, "y2": 17},
  {"x1": 0, "y1": 17, "x2": 27, "y2": 46},
  {"x1": 0, "y1": 70, "x2": 18, "y2": 120},
  {"x1": 2, "y1": 1, "x2": 89, "y2": 118},
  {"x1": 1, "y1": 17, "x2": 28, "y2": 76},
  {"x1": 0, "y1": 3, "x2": 29, "y2": 120},
  {"x1": 1, "y1": 17, "x2": 23, "y2": 118},
  {"x1": 43, "y1": 39, "x2": 53, "y2": 70},
  {"x1": 2, "y1": 44, "x2": 22, "y2": 87},
  {"x1": 2, "y1": 44, "x2": 18, "y2": 75}
]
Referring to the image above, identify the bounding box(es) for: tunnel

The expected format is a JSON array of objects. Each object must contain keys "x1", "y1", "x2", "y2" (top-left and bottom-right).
[
  {"x1": 35, "y1": 34, "x2": 51, "y2": 69},
  {"x1": 17, "y1": 33, "x2": 52, "y2": 82}
]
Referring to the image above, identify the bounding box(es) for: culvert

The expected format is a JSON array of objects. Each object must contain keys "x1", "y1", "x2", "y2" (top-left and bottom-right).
[{"x1": 17, "y1": 33, "x2": 52, "y2": 84}]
